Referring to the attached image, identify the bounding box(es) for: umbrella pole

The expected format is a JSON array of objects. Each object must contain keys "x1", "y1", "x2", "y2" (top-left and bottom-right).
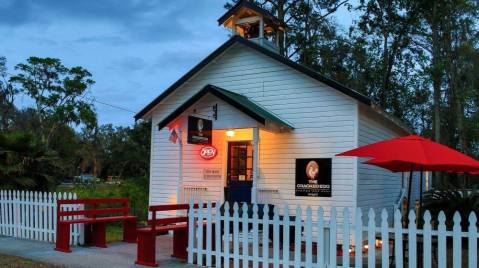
[
  {"x1": 405, "y1": 168, "x2": 413, "y2": 226},
  {"x1": 419, "y1": 166, "x2": 424, "y2": 226}
]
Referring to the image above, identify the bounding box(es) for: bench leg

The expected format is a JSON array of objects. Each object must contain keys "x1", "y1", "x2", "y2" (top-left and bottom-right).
[
  {"x1": 123, "y1": 219, "x2": 137, "y2": 243},
  {"x1": 172, "y1": 229, "x2": 188, "y2": 259},
  {"x1": 135, "y1": 231, "x2": 158, "y2": 267},
  {"x1": 55, "y1": 223, "x2": 72, "y2": 253},
  {"x1": 92, "y1": 222, "x2": 107, "y2": 248}
]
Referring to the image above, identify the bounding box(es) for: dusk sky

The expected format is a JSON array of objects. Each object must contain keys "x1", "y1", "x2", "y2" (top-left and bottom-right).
[{"x1": 0, "y1": 0, "x2": 356, "y2": 126}]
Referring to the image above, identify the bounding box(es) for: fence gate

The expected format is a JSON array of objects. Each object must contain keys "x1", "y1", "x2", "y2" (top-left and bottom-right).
[
  {"x1": 188, "y1": 201, "x2": 478, "y2": 268},
  {"x1": 0, "y1": 190, "x2": 82, "y2": 245}
]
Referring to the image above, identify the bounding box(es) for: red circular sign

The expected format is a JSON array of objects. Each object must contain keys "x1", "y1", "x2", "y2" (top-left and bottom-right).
[{"x1": 200, "y1": 146, "x2": 217, "y2": 160}]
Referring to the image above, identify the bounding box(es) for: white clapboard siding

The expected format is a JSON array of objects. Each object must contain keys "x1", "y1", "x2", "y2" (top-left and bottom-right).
[
  {"x1": 188, "y1": 201, "x2": 479, "y2": 268},
  {"x1": 147, "y1": 43, "x2": 359, "y2": 228},
  {"x1": 357, "y1": 105, "x2": 410, "y2": 223},
  {"x1": 0, "y1": 190, "x2": 81, "y2": 245}
]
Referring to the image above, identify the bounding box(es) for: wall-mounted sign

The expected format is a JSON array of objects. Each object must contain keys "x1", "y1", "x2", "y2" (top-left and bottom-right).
[
  {"x1": 203, "y1": 168, "x2": 221, "y2": 180},
  {"x1": 295, "y1": 158, "x2": 332, "y2": 197},
  {"x1": 187, "y1": 116, "x2": 212, "y2": 145},
  {"x1": 200, "y1": 146, "x2": 217, "y2": 160}
]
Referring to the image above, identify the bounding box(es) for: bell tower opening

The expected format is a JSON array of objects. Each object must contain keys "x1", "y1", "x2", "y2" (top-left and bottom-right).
[{"x1": 218, "y1": 0, "x2": 285, "y2": 53}]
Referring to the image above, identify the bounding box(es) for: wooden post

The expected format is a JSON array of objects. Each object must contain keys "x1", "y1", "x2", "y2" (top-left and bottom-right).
[{"x1": 259, "y1": 18, "x2": 264, "y2": 46}]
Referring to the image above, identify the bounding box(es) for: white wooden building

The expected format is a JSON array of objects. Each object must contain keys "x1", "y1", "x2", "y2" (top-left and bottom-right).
[{"x1": 135, "y1": 1, "x2": 420, "y2": 223}]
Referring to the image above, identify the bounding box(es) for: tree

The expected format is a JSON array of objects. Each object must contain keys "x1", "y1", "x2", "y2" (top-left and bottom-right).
[
  {"x1": 0, "y1": 56, "x2": 17, "y2": 131},
  {"x1": 11, "y1": 57, "x2": 97, "y2": 146},
  {"x1": 0, "y1": 131, "x2": 61, "y2": 190}
]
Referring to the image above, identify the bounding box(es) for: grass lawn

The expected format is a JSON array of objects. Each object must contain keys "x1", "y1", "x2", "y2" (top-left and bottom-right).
[
  {"x1": 106, "y1": 224, "x2": 124, "y2": 242},
  {"x1": 0, "y1": 253, "x2": 63, "y2": 268}
]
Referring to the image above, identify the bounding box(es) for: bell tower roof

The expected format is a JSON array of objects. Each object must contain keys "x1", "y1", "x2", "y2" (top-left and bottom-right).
[
  {"x1": 218, "y1": 0, "x2": 285, "y2": 29},
  {"x1": 218, "y1": 0, "x2": 285, "y2": 52}
]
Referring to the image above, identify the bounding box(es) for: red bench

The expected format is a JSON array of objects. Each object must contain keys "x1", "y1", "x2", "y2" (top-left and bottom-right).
[
  {"x1": 55, "y1": 198, "x2": 137, "y2": 253},
  {"x1": 135, "y1": 203, "x2": 215, "y2": 267}
]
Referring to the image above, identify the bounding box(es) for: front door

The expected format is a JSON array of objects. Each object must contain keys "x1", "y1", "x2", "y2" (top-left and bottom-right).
[{"x1": 225, "y1": 141, "x2": 253, "y2": 203}]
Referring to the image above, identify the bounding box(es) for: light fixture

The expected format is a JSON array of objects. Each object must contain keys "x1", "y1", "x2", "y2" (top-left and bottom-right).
[{"x1": 226, "y1": 129, "x2": 235, "y2": 137}]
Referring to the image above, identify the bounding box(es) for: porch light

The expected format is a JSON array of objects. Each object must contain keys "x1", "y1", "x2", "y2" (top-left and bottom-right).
[{"x1": 226, "y1": 129, "x2": 235, "y2": 137}]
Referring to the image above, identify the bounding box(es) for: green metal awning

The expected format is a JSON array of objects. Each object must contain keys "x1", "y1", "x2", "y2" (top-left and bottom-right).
[{"x1": 157, "y1": 84, "x2": 294, "y2": 130}]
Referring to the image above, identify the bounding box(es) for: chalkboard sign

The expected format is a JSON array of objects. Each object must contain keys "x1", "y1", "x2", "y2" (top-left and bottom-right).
[
  {"x1": 295, "y1": 158, "x2": 332, "y2": 197},
  {"x1": 187, "y1": 116, "x2": 212, "y2": 145}
]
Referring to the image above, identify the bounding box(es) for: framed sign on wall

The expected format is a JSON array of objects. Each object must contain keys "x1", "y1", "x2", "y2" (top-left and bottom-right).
[
  {"x1": 295, "y1": 158, "x2": 332, "y2": 197},
  {"x1": 187, "y1": 116, "x2": 212, "y2": 145}
]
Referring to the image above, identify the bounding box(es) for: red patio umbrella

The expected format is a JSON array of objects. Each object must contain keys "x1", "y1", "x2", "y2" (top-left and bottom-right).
[{"x1": 336, "y1": 134, "x2": 479, "y2": 218}]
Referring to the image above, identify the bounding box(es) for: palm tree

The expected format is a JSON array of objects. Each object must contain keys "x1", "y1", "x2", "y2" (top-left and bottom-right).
[{"x1": 0, "y1": 131, "x2": 60, "y2": 190}]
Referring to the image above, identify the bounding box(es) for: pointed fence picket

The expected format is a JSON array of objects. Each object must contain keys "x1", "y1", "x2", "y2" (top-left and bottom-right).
[
  {"x1": 188, "y1": 201, "x2": 479, "y2": 268},
  {"x1": 0, "y1": 190, "x2": 81, "y2": 245}
]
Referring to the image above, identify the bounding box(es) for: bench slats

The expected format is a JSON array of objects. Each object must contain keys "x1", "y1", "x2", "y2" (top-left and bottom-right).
[
  {"x1": 57, "y1": 198, "x2": 129, "y2": 205},
  {"x1": 61, "y1": 215, "x2": 136, "y2": 224},
  {"x1": 59, "y1": 207, "x2": 129, "y2": 217},
  {"x1": 148, "y1": 216, "x2": 188, "y2": 226}
]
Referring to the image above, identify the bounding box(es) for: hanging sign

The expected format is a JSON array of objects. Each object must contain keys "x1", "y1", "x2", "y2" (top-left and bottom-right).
[
  {"x1": 200, "y1": 146, "x2": 217, "y2": 160},
  {"x1": 295, "y1": 158, "x2": 332, "y2": 197},
  {"x1": 187, "y1": 116, "x2": 212, "y2": 145}
]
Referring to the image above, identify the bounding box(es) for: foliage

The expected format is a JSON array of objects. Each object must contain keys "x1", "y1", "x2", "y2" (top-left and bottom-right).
[
  {"x1": 0, "y1": 57, "x2": 17, "y2": 131},
  {"x1": 423, "y1": 188, "x2": 479, "y2": 229},
  {"x1": 10, "y1": 57, "x2": 97, "y2": 146},
  {"x1": 0, "y1": 131, "x2": 61, "y2": 191},
  {"x1": 224, "y1": 0, "x2": 479, "y2": 187}
]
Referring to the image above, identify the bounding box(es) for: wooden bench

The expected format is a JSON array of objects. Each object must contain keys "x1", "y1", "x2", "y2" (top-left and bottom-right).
[
  {"x1": 54, "y1": 198, "x2": 137, "y2": 253},
  {"x1": 135, "y1": 203, "x2": 214, "y2": 267}
]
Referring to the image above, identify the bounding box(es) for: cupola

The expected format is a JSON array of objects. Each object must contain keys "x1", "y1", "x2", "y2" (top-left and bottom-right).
[{"x1": 218, "y1": 0, "x2": 285, "y2": 52}]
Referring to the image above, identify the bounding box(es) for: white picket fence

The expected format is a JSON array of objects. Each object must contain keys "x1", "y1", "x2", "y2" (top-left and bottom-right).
[
  {"x1": 0, "y1": 190, "x2": 82, "y2": 245},
  {"x1": 188, "y1": 201, "x2": 478, "y2": 268}
]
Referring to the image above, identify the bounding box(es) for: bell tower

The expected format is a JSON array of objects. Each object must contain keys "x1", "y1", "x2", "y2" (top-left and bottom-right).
[{"x1": 218, "y1": 0, "x2": 285, "y2": 52}]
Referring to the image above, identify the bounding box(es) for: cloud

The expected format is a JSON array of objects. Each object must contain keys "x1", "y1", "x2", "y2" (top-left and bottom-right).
[{"x1": 0, "y1": 0, "x2": 228, "y2": 126}]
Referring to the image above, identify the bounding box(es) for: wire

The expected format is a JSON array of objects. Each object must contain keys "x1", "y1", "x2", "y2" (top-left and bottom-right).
[{"x1": 87, "y1": 97, "x2": 137, "y2": 114}]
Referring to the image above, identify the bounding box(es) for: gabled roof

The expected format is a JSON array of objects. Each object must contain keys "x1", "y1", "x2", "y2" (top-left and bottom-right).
[
  {"x1": 157, "y1": 84, "x2": 294, "y2": 130},
  {"x1": 135, "y1": 35, "x2": 371, "y2": 120},
  {"x1": 217, "y1": 0, "x2": 285, "y2": 28}
]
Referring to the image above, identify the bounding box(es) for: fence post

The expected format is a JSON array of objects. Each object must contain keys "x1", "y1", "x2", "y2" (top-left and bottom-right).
[
  {"x1": 13, "y1": 190, "x2": 19, "y2": 238},
  {"x1": 354, "y1": 208, "x2": 363, "y2": 268},
  {"x1": 452, "y1": 212, "x2": 462, "y2": 268},
  {"x1": 408, "y1": 210, "x2": 417, "y2": 268},
  {"x1": 187, "y1": 199, "x2": 195, "y2": 264},
  {"x1": 394, "y1": 209, "x2": 403, "y2": 268},
  {"x1": 0, "y1": 190, "x2": 4, "y2": 235},
  {"x1": 423, "y1": 211, "x2": 432, "y2": 268},
  {"x1": 437, "y1": 211, "x2": 446, "y2": 268},
  {"x1": 317, "y1": 207, "x2": 324, "y2": 268},
  {"x1": 305, "y1": 206, "x2": 312, "y2": 268},
  {"x1": 342, "y1": 208, "x2": 350, "y2": 268},
  {"x1": 293, "y1": 206, "x2": 302, "y2": 268},
  {"x1": 197, "y1": 200, "x2": 204, "y2": 266},
  {"x1": 367, "y1": 208, "x2": 375, "y2": 268},
  {"x1": 252, "y1": 203, "x2": 259, "y2": 268},
  {"x1": 206, "y1": 201, "x2": 213, "y2": 267},
  {"x1": 261, "y1": 204, "x2": 270, "y2": 266},
  {"x1": 215, "y1": 202, "x2": 222, "y2": 268},
  {"x1": 273, "y1": 206, "x2": 280, "y2": 268},
  {"x1": 232, "y1": 202, "x2": 239, "y2": 268},
  {"x1": 381, "y1": 209, "x2": 389, "y2": 268},
  {"x1": 329, "y1": 207, "x2": 337, "y2": 268},
  {"x1": 283, "y1": 205, "x2": 290, "y2": 267},
  {"x1": 223, "y1": 201, "x2": 230, "y2": 268},
  {"x1": 241, "y1": 202, "x2": 249, "y2": 268},
  {"x1": 468, "y1": 212, "x2": 477, "y2": 268}
]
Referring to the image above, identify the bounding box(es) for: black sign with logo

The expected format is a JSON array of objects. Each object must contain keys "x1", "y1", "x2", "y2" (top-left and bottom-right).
[
  {"x1": 295, "y1": 158, "x2": 332, "y2": 197},
  {"x1": 187, "y1": 116, "x2": 212, "y2": 145}
]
